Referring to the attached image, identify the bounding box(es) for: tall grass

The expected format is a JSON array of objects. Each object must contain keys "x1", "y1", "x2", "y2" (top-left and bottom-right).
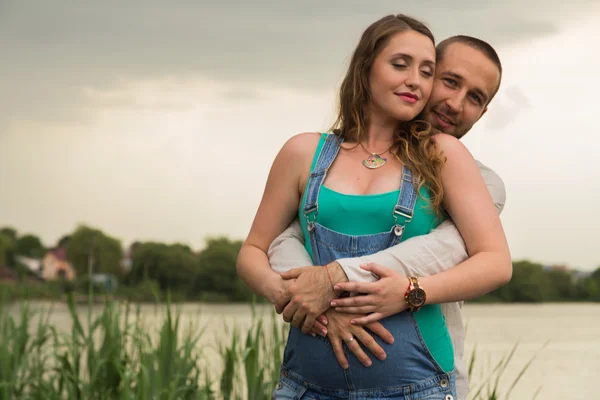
[
  {"x1": 0, "y1": 292, "x2": 288, "y2": 400},
  {"x1": 0, "y1": 291, "x2": 540, "y2": 400},
  {"x1": 466, "y1": 340, "x2": 547, "y2": 400}
]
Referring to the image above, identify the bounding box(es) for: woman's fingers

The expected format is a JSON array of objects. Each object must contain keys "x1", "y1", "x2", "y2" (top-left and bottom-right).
[
  {"x1": 359, "y1": 263, "x2": 396, "y2": 279},
  {"x1": 344, "y1": 335, "x2": 372, "y2": 367},
  {"x1": 330, "y1": 336, "x2": 349, "y2": 369},
  {"x1": 330, "y1": 294, "x2": 376, "y2": 308},
  {"x1": 310, "y1": 320, "x2": 328, "y2": 337},
  {"x1": 334, "y1": 305, "x2": 376, "y2": 314},
  {"x1": 365, "y1": 321, "x2": 395, "y2": 344},
  {"x1": 353, "y1": 329, "x2": 387, "y2": 361},
  {"x1": 350, "y1": 312, "x2": 385, "y2": 326},
  {"x1": 333, "y1": 281, "x2": 376, "y2": 294}
]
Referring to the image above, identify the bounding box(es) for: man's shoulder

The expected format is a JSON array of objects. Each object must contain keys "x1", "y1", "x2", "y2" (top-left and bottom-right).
[
  {"x1": 475, "y1": 159, "x2": 493, "y2": 172},
  {"x1": 475, "y1": 160, "x2": 502, "y2": 179},
  {"x1": 474, "y1": 160, "x2": 506, "y2": 212}
]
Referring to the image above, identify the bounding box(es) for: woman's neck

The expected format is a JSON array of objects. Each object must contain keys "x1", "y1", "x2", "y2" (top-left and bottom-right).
[{"x1": 362, "y1": 109, "x2": 399, "y2": 152}]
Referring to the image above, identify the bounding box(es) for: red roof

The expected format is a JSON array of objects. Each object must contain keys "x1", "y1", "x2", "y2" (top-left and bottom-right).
[{"x1": 50, "y1": 247, "x2": 68, "y2": 261}]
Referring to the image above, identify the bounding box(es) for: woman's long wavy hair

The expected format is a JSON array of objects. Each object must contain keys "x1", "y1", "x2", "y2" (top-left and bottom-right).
[{"x1": 330, "y1": 14, "x2": 446, "y2": 214}]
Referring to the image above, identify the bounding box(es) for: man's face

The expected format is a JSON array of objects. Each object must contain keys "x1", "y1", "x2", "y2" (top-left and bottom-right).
[{"x1": 422, "y1": 42, "x2": 501, "y2": 138}]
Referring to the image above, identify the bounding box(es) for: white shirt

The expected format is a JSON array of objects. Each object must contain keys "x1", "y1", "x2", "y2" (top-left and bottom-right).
[{"x1": 268, "y1": 161, "x2": 506, "y2": 400}]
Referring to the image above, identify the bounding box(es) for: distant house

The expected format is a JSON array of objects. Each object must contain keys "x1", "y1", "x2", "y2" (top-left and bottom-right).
[
  {"x1": 119, "y1": 242, "x2": 140, "y2": 275},
  {"x1": 15, "y1": 255, "x2": 42, "y2": 275},
  {"x1": 41, "y1": 247, "x2": 77, "y2": 281},
  {"x1": 543, "y1": 264, "x2": 571, "y2": 273}
]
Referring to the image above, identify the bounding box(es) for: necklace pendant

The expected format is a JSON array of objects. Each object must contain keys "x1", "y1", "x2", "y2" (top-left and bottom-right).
[{"x1": 362, "y1": 154, "x2": 387, "y2": 169}]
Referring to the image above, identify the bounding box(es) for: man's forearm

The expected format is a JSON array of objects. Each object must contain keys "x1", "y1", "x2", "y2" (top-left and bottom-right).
[
  {"x1": 336, "y1": 220, "x2": 468, "y2": 283},
  {"x1": 268, "y1": 219, "x2": 314, "y2": 272}
]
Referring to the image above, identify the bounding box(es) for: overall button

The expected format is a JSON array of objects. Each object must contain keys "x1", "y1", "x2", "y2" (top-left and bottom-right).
[
  {"x1": 444, "y1": 395, "x2": 454, "y2": 400},
  {"x1": 440, "y1": 378, "x2": 449, "y2": 388},
  {"x1": 276, "y1": 382, "x2": 283, "y2": 390}
]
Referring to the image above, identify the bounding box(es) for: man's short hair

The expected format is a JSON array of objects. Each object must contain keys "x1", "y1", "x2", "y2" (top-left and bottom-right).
[{"x1": 436, "y1": 35, "x2": 502, "y2": 103}]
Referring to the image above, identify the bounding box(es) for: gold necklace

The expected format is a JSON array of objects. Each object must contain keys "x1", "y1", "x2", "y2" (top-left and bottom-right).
[{"x1": 359, "y1": 142, "x2": 394, "y2": 169}]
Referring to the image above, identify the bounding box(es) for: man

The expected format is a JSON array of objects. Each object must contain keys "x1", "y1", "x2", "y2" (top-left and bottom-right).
[{"x1": 268, "y1": 35, "x2": 505, "y2": 400}]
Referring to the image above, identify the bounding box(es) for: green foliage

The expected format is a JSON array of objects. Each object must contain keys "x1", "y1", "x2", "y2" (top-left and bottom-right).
[
  {"x1": 505, "y1": 261, "x2": 552, "y2": 302},
  {"x1": 0, "y1": 292, "x2": 215, "y2": 399},
  {"x1": 0, "y1": 234, "x2": 16, "y2": 268},
  {"x1": 15, "y1": 234, "x2": 45, "y2": 259},
  {"x1": 65, "y1": 225, "x2": 124, "y2": 278},
  {"x1": 127, "y1": 243, "x2": 197, "y2": 293},
  {"x1": 477, "y1": 261, "x2": 599, "y2": 303},
  {"x1": 586, "y1": 267, "x2": 600, "y2": 300},
  {"x1": 194, "y1": 237, "x2": 253, "y2": 302},
  {"x1": 215, "y1": 306, "x2": 288, "y2": 400},
  {"x1": 0, "y1": 227, "x2": 17, "y2": 242}
]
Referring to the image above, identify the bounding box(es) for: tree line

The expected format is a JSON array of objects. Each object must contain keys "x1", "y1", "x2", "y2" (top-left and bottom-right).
[{"x1": 1, "y1": 225, "x2": 599, "y2": 303}]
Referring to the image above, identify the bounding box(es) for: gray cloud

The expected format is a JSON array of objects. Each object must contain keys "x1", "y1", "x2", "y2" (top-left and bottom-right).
[{"x1": 1, "y1": 0, "x2": 597, "y2": 124}]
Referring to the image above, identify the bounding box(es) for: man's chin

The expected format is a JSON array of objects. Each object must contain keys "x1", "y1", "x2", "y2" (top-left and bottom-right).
[{"x1": 428, "y1": 121, "x2": 450, "y2": 135}]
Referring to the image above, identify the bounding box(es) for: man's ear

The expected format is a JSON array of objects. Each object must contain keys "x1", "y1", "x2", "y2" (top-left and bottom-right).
[{"x1": 476, "y1": 106, "x2": 488, "y2": 122}]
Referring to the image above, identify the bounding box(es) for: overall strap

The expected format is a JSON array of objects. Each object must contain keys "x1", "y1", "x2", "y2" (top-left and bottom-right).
[
  {"x1": 392, "y1": 165, "x2": 418, "y2": 238},
  {"x1": 303, "y1": 133, "x2": 343, "y2": 229}
]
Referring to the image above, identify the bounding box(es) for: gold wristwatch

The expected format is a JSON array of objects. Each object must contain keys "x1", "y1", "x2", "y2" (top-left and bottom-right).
[{"x1": 404, "y1": 277, "x2": 426, "y2": 312}]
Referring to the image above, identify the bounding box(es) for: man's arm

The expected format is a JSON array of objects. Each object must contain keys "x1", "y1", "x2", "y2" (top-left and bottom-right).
[
  {"x1": 268, "y1": 219, "x2": 313, "y2": 273},
  {"x1": 268, "y1": 162, "x2": 505, "y2": 284}
]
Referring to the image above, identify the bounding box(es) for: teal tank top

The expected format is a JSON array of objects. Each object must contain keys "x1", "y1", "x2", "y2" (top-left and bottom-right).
[{"x1": 298, "y1": 133, "x2": 454, "y2": 372}]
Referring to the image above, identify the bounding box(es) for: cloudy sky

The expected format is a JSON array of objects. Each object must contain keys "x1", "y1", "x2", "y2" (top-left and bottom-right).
[{"x1": 1, "y1": 1, "x2": 599, "y2": 270}]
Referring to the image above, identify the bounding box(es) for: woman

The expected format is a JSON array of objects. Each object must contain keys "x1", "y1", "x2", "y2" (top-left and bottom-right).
[{"x1": 237, "y1": 14, "x2": 511, "y2": 400}]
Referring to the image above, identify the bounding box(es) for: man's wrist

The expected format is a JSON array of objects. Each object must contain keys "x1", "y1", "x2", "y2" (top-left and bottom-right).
[{"x1": 327, "y1": 262, "x2": 349, "y2": 285}]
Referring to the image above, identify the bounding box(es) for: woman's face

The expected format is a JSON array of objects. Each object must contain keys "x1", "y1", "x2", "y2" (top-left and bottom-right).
[{"x1": 368, "y1": 30, "x2": 436, "y2": 124}]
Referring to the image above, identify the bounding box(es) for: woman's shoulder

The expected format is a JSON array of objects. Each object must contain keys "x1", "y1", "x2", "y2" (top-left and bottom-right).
[
  {"x1": 432, "y1": 133, "x2": 474, "y2": 163},
  {"x1": 279, "y1": 131, "x2": 327, "y2": 160}
]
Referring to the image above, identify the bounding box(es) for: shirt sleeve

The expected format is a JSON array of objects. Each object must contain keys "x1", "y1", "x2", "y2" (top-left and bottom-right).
[{"x1": 268, "y1": 218, "x2": 313, "y2": 273}]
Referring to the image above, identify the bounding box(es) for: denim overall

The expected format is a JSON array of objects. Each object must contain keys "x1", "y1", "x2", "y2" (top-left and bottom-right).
[{"x1": 275, "y1": 134, "x2": 456, "y2": 400}]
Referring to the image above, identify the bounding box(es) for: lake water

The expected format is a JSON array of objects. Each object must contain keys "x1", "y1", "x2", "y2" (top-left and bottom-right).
[{"x1": 10, "y1": 302, "x2": 600, "y2": 399}]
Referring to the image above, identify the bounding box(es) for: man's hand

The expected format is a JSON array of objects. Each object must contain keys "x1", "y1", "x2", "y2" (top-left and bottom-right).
[
  {"x1": 280, "y1": 264, "x2": 345, "y2": 334},
  {"x1": 272, "y1": 276, "x2": 293, "y2": 314},
  {"x1": 324, "y1": 309, "x2": 394, "y2": 369},
  {"x1": 330, "y1": 263, "x2": 409, "y2": 325},
  {"x1": 270, "y1": 277, "x2": 329, "y2": 337}
]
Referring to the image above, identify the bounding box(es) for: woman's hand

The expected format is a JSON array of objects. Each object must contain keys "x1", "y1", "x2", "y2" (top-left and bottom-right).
[
  {"x1": 330, "y1": 263, "x2": 409, "y2": 325},
  {"x1": 323, "y1": 308, "x2": 394, "y2": 369},
  {"x1": 309, "y1": 314, "x2": 329, "y2": 337}
]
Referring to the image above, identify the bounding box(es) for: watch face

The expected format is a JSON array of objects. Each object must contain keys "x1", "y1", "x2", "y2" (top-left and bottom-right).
[{"x1": 408, "y1": 288, "x2": 426, "y2": 307}]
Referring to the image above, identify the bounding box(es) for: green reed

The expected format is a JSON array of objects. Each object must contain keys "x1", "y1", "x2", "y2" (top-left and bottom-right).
[
  {"x1": 466, "y1": 340, "x2": 547, "y2": 400},
  {"x1": 0, "y1": 290, "x2": 540, "y2": 400}
]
